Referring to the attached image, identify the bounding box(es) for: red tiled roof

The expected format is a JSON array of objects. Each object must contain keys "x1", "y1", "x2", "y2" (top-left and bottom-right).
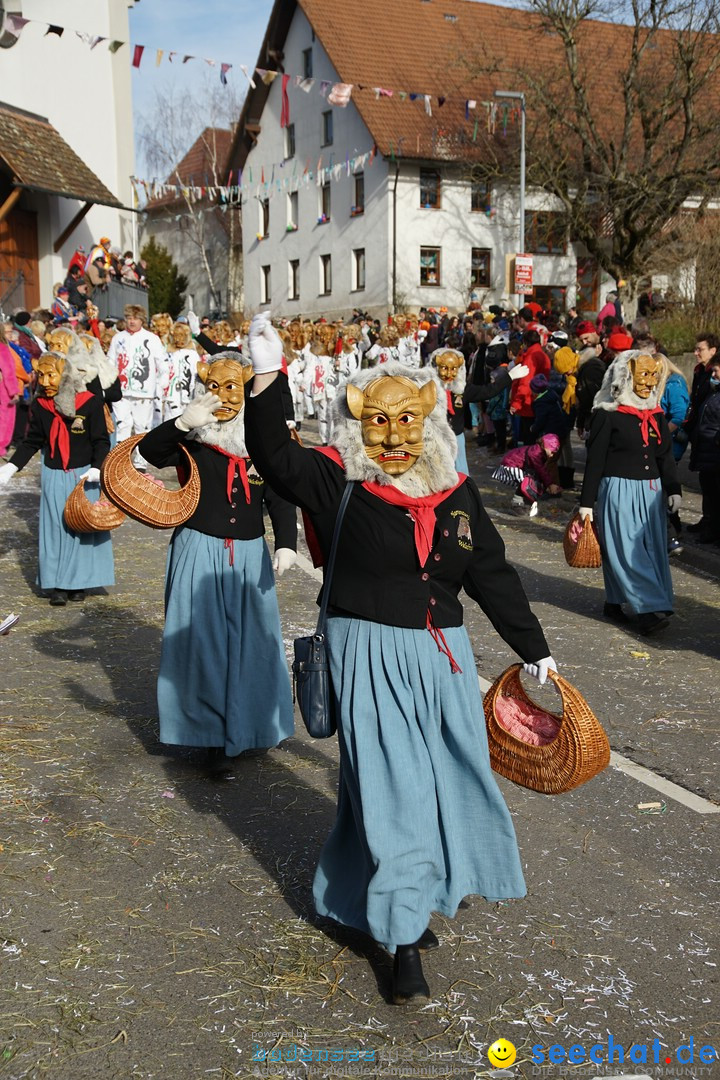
[
  {"x1": 144, "y1": 127, "x2": 234, "y2": 211},
  {"x1": 229, "y1": 0, "x2": 716, "y2": 169},
  {"x1": 0, "y1": 101, "x2": 123, "y2": 207}
]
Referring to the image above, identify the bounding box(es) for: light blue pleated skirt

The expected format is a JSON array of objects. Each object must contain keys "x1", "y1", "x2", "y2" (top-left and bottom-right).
[
  {"x1": 313, "y1": 617, "x2": 526, "y2": 950},
  {"x1": 455, "y1": 432, "x2": 469, "y2": 474},
  {"x1": 597, "y1": 476, "x2": 673, "y2": 614},
  {"x1": 38, "y1": 464, "x2": 115, "y2": 591},
  {"x1": 157, "y1": 527, "x2": 294, "y2": 754}
]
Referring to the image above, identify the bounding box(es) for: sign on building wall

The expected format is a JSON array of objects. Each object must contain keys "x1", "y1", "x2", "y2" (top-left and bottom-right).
[{"x1": 514, "y1": 254, "x2": 534, "y2": 294}]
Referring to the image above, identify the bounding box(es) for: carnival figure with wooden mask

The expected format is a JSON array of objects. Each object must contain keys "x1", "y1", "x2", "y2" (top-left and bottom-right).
[
  {"x1": 579, "y1": 350, "x2": 680, "y2": 635},
  {"x1": 243, "y1": 313, "x2": 557, "y2": 1006},
  {"x1": 137, "y1": 353, "x2": 297, "y2": 771},
  {"x1": 0, "y1": 350, "x2": 114, "y2": 605}
]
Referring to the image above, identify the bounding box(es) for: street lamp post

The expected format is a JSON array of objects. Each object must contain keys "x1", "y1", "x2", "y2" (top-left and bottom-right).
[{"x1": 494, "y1": 90, "x2": 526, "y2": 298}]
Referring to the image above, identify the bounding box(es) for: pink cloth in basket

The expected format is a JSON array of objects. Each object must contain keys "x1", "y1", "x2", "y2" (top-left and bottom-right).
[{"x1": 495, "y1": 694, "x2": 561, "y2": 746}]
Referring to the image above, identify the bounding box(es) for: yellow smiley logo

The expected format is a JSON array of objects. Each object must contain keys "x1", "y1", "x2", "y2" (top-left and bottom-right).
[{"x1": 488, "y1": 1039, "x2": 517, "y2": 1068}]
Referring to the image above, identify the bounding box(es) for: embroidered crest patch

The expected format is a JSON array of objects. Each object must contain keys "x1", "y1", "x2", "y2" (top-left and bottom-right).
[{"x1": 451, "y1": 509, "x2": 473, "y2": 550}]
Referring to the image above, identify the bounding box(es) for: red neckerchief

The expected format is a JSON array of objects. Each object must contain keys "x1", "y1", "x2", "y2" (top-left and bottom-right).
[
  {"x1": 617, "y1": 405, "x2": 664, "y2": 446},
  {"x1": 309, "y1": 446, "x2": 465, "y2": 672},
  {"x1": 37, "y1": 392, "x2": 93, "y2": 470},
  {"x1": 445, "y1": 388, "x2": 455, "y2": 415},
  {"x1": 207, "y1": 444, "x2": 251, "y2": 504},
  {"x1": 362, "y1": 475, "x2": 466, "y2": 567}
]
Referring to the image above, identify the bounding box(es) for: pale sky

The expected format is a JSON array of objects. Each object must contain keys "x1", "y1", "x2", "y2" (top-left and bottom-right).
[{"x1": 129, "y1": 0, "x2": 272, "y2": 175}]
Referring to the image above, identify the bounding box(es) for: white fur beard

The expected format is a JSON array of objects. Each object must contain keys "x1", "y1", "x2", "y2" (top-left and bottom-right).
[
  {"x1": 189, "y1": 410, "x2": 248, "y2": 457},
  {"x1": 594, "y1": 350, "x2": 662, "y2": 412},
  {"x1": 54, "y1": 368, "x2": 88, "y2": 418},
  {"x1": 329, "y1": 362, "x2": 459, "y2": 496}
]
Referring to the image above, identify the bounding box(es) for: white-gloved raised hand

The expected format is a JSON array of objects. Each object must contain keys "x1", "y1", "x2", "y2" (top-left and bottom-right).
[
  {"x1": 248, "y1": 313, "x2": 284, "y2": 374},
  {"x1": 79, "y1": 467, "x2": 101, "y2": 483},
  {"x1": 523, "y1": 656, "x2": 558, "y2": 685},
  {"x1": 175, "y1": 391, "x2": 222, "y2": 432},
  {"x1": 509, "y1": 363, "x2": 530, "y2": 381},
  {"x1": 0, "y1": 462, "x2": 18, "y2": 487},
  {"x1": 273, "y1": 548, "x2": 296, "y2": 576},
  {"x1": 578, "y1": 506, "x2": 593, "y2": 521},
  {"x1": 667, "y1": 494, "x2": 682, "y2": 513},
  {"x1": 187, "y1": 310, "x2": 200, "y2": 336}
]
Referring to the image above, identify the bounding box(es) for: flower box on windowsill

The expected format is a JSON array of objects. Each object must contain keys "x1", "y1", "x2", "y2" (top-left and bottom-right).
[
  {"x1": 350, "y1": 206, "x2": 364, "y2": 217},
  {"x1": 317, "y1": 214, "x2": 330, "y2": 224},
  {"x1": 286, "y1": 223, "x2": 298, "y2": 232}
]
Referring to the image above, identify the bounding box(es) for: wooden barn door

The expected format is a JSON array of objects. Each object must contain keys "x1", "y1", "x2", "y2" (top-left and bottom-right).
[{"x1": 0, "y1": 208, "x2": 40, "y2": 311}]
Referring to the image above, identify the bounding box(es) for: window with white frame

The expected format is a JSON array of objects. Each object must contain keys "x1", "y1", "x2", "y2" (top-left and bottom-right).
[
  {"x1": 470, "y1": 178, "x2": 491, "y2": 213},
  {"x1": 287, "y1": 190, "x2": 299, "y2": 230},
  {"x1": 289, "y1": 259, "x2": 300, "y2": 301},
  {"x1": 261, "y1": 264, "x2": 271, "y2": 304},
  {"x1": 319, "y1": 182, "x2": 331, "y2": 223},
  {"x1": 420, "y1": 247, "x2": 441, "y2": 286},
  {"x1": 524, "y1": 210, "x2": 566, "y2": 254},
  {"x1": 471, "y1": 248, "x2": 491, "y2": 287},
  {"x1": 420, "y1": 169, "x2": 441, "y2": 209},
  {"x1": 259, "y1": 198, "x2": 269, "y2": 237},
  {"x1": 352, "y1": 173, "x2": 365, "y2": 215},
  {"x1": 320, "y1": 254, "x2": 332, "y2": 295},
  {"x1": 322, "y1": 110, "x2": 333, "y2": 147},
  {"x1": 353, "y1": 248, "x2": 366, "y2": 291},
  {"x1": 302, "y1": 47, "x2": 313, "y2": 77}
]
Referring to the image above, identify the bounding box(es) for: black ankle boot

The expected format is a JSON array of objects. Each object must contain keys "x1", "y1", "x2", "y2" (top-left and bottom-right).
[
  {"x1": 49, "y1": 589, "x2": 68, "y2": 607},
  {"x1": 603, "y1": 602, "x2": 629, "y2": 623},
  {"x1": 392, "y1": 945, "x2": 430, "y2": 1004},
  {"x1": 415, "y1": 927, "x2": 439, "y2": 951},
  {"x1": 638, "y1": 611, "x2": 670, "y2": 636}
]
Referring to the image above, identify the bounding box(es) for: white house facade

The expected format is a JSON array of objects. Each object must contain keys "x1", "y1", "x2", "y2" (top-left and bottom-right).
[
  {"x1": 0, "y1": 0, "x2": 136, "y2": 310},
  {"x1": 238, "y1": 7, "x2": 391, "y2": 320},
  {"x1": 232, "y1": 0, "x2": 601, "y2": 320}
]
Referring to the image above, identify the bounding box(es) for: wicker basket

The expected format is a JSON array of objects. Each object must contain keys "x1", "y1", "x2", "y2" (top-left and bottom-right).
[
  {"x1": 484, "y1": 664, "x2": 610, "y2": 794},
  {"x1": 563, "y1": 513, "x2": 602, "y2": 568},
  {"x1": 100, "y1": 433, "x2": 201, "y2": 529},
  {"x1": 63, "y1": 476, "x2": 127, "y2": 533}
]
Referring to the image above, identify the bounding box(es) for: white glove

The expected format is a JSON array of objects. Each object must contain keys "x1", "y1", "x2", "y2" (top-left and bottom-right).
[
  {"x1": 273, "y1": 548, "x2": 296, "y2": 576},
  {"x1": 248, "y1": 313, "x2": 283, "y2": 374},
  {"x1": 175, "y1": 391, "x2": 222, "y2": 432},
  {"x1": 80, "y1": 467, "x2": 101, "y2": 483},
  {"x1": 667, "y1": 494, "x2": 682, "y2": 513},
  {"x1": 509, "y1": 363, "x2": 530, "y2": 381},
  {"x1": 523, "y1": 656, "x2": 558, "y2": 685},
  {"x1": 0, "y1": 462, "x2": 18, "y2": 487},
  {"x1": 578, "y1": 506, "x2": 593, "y2": 521},
  {"x1": 187, "y1": 311, "x2": 200, "y2": 336}
]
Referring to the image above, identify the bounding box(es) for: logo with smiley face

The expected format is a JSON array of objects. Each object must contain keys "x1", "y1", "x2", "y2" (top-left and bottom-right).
[{"x1": 488, "y1": 1039, "x2": 517, "y2": 1068}]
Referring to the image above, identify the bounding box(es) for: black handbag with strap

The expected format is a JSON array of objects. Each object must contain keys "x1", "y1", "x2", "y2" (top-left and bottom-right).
[{"x1": 292, "y1": 482, "x2": 353, "y2": 738}]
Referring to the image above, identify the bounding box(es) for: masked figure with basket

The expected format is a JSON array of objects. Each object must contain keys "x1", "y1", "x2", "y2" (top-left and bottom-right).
[
  {"x1": 579, "y1": 351, "x2": 681, "y2": 635},
  {"x1": 244, "y1": 313, "x2": 557, "y2": 1006},
  {"x1": 0, "y1": 351, "x2": 114, "y2": 605},
  {"x1": 137, "y1": 353, "x2": 297, "y2": 771}
]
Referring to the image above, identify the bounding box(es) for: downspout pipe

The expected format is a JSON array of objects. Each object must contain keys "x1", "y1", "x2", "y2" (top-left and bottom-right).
[{"x1": 392, "y1": 160, "x2": 399, "y2": 313}]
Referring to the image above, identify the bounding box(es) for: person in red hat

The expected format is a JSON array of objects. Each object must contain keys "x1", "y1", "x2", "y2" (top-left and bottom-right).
[{"x1": 606, "y1": 330, "x2": 634, "y2": 354}]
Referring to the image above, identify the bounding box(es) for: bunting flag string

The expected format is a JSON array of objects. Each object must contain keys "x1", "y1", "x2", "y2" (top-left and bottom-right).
[
  {"x1": 130, "y1": 142, "x2": 378, "y2": 210},
  {"x1": 1, "y1": 10, "x2": 514, "y2": 117}
]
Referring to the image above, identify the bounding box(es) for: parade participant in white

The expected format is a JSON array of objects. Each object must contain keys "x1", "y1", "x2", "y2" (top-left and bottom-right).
[{"x1": 107, "y1": 304, "x2": 170, "y2": 464}]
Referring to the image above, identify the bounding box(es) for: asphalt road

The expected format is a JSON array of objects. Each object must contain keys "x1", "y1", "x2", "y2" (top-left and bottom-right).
[{"x1": 0, "y1": 426, "x2": 717, "y2": 1080}]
